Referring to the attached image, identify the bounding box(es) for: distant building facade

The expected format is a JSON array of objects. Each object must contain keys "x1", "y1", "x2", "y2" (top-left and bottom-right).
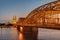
[{"x1": 12, "y1": 16, "x2": 17, "y2": 24}]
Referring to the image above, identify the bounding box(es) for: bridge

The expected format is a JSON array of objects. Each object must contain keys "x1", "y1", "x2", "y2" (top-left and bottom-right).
[{"x1": 17, "y1": 0, "x2": 60, "y2": 29}]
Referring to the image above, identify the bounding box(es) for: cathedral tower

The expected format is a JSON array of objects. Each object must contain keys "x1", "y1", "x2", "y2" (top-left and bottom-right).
[{"x1": 12, "y1": 16, "x2": 17, "y2": 24}]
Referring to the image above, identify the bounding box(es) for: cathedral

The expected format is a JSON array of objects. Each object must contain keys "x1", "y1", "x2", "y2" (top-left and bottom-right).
[{"x1": 12, "y1": 16, "x2": 17, "y2": 24}]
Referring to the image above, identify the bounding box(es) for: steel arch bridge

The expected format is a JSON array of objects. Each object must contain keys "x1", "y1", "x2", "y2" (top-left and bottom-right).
[{"x1": 19, "y1": 0, "x2": 60, "y2": 28}]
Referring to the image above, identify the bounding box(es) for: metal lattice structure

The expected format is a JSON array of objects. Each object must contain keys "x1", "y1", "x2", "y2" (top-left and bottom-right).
[{"x1": 24, "y1": 0, "x2": 60, "y2": 25}]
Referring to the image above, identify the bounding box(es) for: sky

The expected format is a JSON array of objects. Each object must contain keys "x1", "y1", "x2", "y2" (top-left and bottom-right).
[{"x1": 0, "y1": 0, "x2": 55, "y2": 23}]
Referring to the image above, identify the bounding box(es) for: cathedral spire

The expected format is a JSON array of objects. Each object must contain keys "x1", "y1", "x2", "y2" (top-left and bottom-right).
[{"x1": 12, "y1": 16, "x2": 17, "y2": 24}]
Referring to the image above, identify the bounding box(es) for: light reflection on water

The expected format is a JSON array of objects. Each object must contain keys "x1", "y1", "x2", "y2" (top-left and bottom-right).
[
  {"x1": 38, "y1": 28, "x2": 60, "y2": 40},
  {"x1": 19, "y1": 32, "x2": 24, "y2": 40},
  {"x1": 0, "y1": 27, "x2": 19, "y2": 40},
  {"x1": 20, "y1": 27, "x2": 60, "y2": 40},
  {"x1": 19, "y1": 27, "x2": 24, "y2": 40},
  {"x1": 20, "y1": 27, "x2": 38, "y2": 40},
  {"x1": 0, "y1": 27, "x2": 60, "y2": 40}
]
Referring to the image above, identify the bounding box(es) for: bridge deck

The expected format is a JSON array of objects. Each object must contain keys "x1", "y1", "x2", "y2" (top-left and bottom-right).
[{"x1": 18, "y1": 23, "x2": 60, "y2": 29}]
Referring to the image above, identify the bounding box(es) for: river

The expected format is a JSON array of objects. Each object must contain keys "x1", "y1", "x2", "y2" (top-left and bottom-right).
[{"x1": 0, "y1": 27, "x2": 60, "y2": 40}]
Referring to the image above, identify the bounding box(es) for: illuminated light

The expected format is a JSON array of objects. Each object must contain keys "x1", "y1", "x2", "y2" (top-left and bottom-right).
[
  {"x1": 19, "y1": 33, "x2": 24, "y2": 40},
  {"x1": 20, "y1": 27, "x2": 23, "y2": 32}
]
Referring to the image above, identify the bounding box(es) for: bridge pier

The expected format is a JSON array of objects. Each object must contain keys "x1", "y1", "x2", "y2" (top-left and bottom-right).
[
  {"x1": 19, "y1": 26, "x2": 38, "y2": 40},
  {"x1": 20, "y1": 26, "x2": 38, "y2": 33}
]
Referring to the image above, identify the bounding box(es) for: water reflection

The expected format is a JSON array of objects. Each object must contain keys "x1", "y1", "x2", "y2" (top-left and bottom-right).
[
  {"x1": 19, "y1": 27, "x2": 24, "y2": 40},
  {"x1": 0, "y1": 26, "x2": 38, "y2": 40},
  {"x1": 19, "y1": 27, "x2": 38, "y2": 40},
  {"x1": 1, "y1": 26, "x2": 60, "y2": 40},
  {"x1": 19, "y1": 33, "x2": 24, "y2": 40},
  {"x1": 0, "y1": 27, "x2": 19, "y2": 40}
]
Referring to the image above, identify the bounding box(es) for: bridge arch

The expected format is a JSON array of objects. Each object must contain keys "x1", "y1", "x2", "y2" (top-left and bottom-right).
[{"x1": 25, "y1": 0, "x2": 60, "y2": 25}]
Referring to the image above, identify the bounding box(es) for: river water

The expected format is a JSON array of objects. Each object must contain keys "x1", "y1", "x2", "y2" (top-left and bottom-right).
[{"x1": 0, "y1": 27, "x2": 60, "y2": 40}]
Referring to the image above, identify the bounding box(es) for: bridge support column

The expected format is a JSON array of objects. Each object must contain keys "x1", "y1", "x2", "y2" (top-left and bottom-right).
[{"x1": 21, "y1": 26, "x2": 38, "y2": 40}]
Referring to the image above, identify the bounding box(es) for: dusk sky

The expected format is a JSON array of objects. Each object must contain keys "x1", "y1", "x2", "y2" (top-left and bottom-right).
[{"x1": 0, "y1": 0, "x2": 55, "y2": 23}]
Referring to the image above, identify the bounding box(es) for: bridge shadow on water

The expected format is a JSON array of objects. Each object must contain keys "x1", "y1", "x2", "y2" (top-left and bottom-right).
[{"x1": 17, "y1": 26, "x2": 39, "y2": 40}]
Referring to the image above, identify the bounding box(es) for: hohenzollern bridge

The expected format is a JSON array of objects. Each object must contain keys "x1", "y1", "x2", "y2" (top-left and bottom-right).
[{"x1": 17, "y1": 0, "x2": 60, "y2": 29}]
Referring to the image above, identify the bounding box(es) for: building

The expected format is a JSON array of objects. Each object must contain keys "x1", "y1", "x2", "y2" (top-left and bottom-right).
[{"x1": 12, "y1": 16, "x2": 17, "y2": 24}]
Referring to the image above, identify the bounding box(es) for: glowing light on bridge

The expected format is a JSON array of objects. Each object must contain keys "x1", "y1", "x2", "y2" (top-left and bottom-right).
[
  {"x1": 17, "y1": 0, "x2": 60, "y2": 28},
  {"x1": 20, "y1": 27, "x2": 23, "y2": 32}
]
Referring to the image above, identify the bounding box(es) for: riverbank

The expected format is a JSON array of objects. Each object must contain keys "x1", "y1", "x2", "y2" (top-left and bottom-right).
[{"x1": 0, "y1": 26, "x2": 16, "y2": 28}]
